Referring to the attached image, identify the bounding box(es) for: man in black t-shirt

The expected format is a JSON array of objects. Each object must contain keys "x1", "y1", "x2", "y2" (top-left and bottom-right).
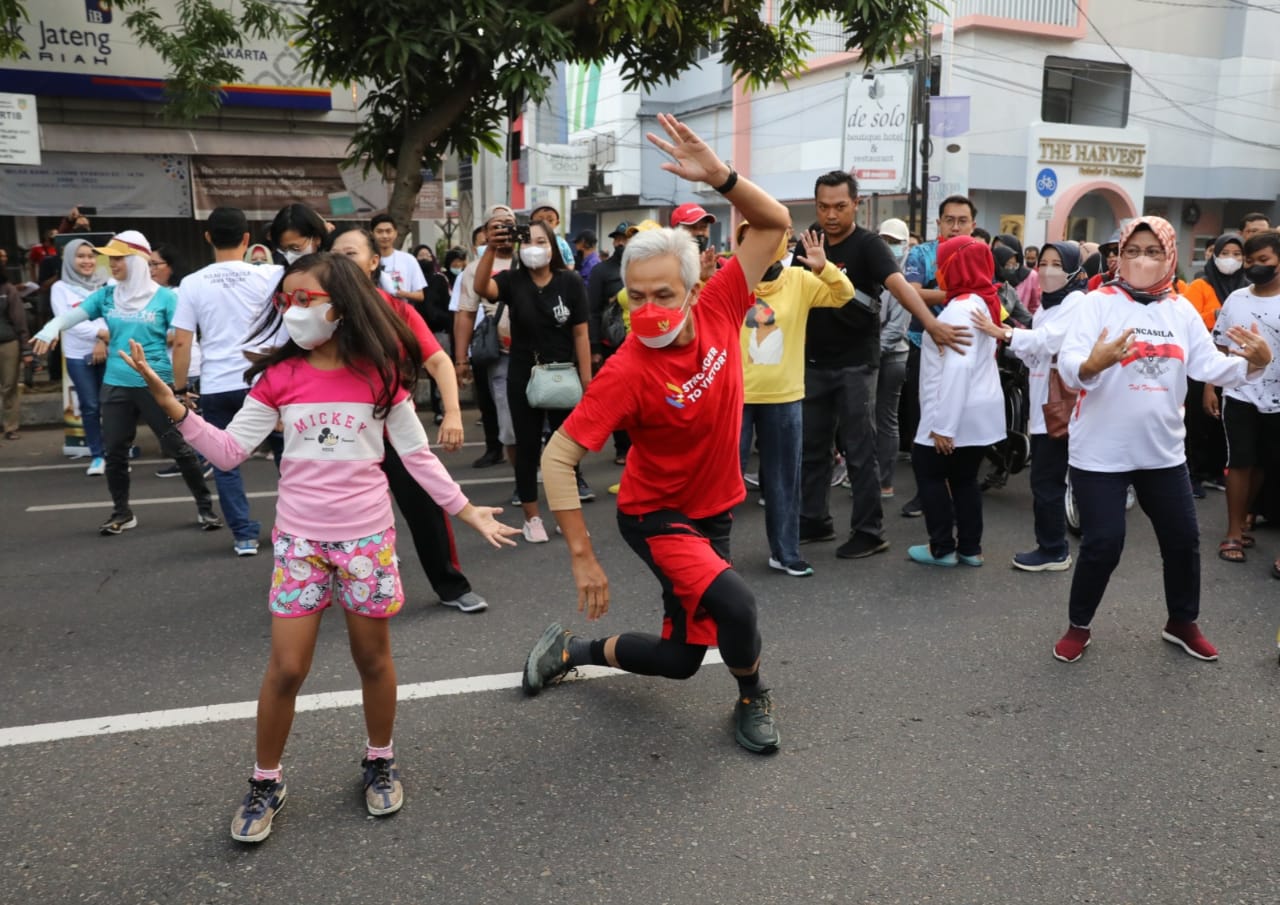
[{"x1": 797, "y1": 171, "x2": 965, "y2": 559}]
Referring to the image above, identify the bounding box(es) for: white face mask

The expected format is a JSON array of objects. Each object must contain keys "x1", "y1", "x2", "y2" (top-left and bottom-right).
[
  {"x1": 519, "y1": 245, "x2": 551, "y2": 270},
  {"x1": 1039, "y1": 265, "x2": 1069, "y2": 294},
  {"x1": 280, "y1": 244, "x2": 316, "y2": 266},
  {"x1": 1215, "y1": 257, "x2": 1242, "y2": 275},
  {"x1": 283, "y1": 302, "x2": 340, "y2": 350}
]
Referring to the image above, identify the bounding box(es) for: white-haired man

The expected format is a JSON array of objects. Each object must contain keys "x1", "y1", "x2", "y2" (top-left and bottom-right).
[{"x1": 521, "y1": 114, "x2": 789, "y2": 753}]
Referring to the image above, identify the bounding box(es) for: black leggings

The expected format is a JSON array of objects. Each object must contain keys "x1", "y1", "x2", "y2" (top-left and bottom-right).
[
  {"x1": 100, "y1": 383, "x2": 211, "y2": 518},
  {"x1": 612, "y1": 570, "x2": 762, "y2": 679}
]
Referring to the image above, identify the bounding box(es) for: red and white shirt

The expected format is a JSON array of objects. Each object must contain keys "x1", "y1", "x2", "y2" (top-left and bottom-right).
[{"x1": 1058, "y1": 285, "x2": 1257, "y2": 472}]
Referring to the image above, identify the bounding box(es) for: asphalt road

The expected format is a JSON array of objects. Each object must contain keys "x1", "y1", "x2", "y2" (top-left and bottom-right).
[{"x1": 2, "y1": 417, "x2": 1279, "y2": 905}]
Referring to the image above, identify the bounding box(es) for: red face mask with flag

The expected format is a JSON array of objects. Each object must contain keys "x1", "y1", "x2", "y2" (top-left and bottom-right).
[{"x1": 630, "y1": 291, "x2": 692, "y2": 348}]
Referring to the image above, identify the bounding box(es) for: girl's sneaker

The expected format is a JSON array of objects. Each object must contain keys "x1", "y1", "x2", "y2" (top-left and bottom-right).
[
  {"x1": 522, "y1": 517, "x2": 549, "y2": 544},
  {"x1": 230, "y1": 778, "x2": 287, "y2": 843},
  {"x1": 361, "y1": 757, "x2": 403, "y2": 816},
  {"x1": 86, "y1": 457, "x2": 105, "y2": 476}
]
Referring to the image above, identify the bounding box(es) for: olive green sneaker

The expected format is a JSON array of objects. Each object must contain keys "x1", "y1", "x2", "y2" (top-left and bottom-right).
[
  {"x1": 522, "y1": 622, "x2": 573, "y2": 696},
  {"x1": 734, "y1": 689, "x2": 780, "y2": 754}
]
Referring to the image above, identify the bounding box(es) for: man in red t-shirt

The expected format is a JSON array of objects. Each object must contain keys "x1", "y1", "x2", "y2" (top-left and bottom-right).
[{"x1": 520, "y1": 114, "x2": 790, "y2": 754}]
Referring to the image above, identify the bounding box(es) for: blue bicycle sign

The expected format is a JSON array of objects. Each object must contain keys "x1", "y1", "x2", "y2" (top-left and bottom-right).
[{"x1": 1035, "y1": 168, "x2": 1058, "y2": 198}]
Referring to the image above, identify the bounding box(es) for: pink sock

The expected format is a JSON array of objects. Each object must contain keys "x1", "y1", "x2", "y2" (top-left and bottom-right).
[
  {"x1": 253, "y1": 763, "x2": 282, "y2": 782},
  {"x1": 366, "y1": 740, "x2": 394, "y2": 760}
]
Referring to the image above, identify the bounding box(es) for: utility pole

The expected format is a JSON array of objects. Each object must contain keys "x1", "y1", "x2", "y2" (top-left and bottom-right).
[{"x1": 919, "y1": 9, "x2": 932, "y2": 239}]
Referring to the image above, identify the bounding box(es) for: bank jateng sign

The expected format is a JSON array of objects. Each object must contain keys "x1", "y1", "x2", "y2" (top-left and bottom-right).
[
  {"x1": 0, "y1": 0, "x2": 331, "y2": 111},
  {"x1": 842, "y1": 70, "x2": 914, "y2": 195}
]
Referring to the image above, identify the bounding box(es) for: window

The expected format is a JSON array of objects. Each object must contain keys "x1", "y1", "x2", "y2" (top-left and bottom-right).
[
  {"x1": 1041, "y1": 56, "x2": 1131, "y2": 127},
  {"x1": 695, "y1": 38, "x2": 722, "y2": 61}
]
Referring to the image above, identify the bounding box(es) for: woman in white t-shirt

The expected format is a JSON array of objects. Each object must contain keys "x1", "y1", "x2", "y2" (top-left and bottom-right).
[
  {"x1": 1052, "y1": 217, "x2": 1272, "y2": 665},
  {"x1": 972, "y1": 241, "x2": 1088, "y2": 572},
  {"x1": 908, "y1": 236, "x2": 1005, "y2": 567},
  {"x1": 51, "y1": 239, "x2": 110, "y2": 475}
]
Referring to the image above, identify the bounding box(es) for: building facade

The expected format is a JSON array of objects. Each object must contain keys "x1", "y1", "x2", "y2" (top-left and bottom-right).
[{"x1": 538, "y1": 0, "x2": 1279, "y2": 272}]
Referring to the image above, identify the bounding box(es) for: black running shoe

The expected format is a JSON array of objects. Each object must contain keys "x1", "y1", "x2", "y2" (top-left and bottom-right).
[
  {"x1": 99, "y1": 513, "x2": 137, "y2": 536},
  {"x1": 523, "y1": 622, "x2": 573, "y2": 695}
]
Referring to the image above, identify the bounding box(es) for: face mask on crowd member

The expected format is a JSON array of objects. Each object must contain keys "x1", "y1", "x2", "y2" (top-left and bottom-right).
[
  {"x1": 877, "y1": 217, "x2": 910, "y2": 264},
  {"x1": 1114, "y1": 217, "x2": 1178, "y2": 302}
]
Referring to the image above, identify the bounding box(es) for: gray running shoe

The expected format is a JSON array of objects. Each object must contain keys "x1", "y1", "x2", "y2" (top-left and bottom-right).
[
  {"x1": 230, "y1": 778, "x2": 287, "y2": 843},
  {"x1": 197, "y1": 511, "x2": 224, "y2": 531},
  {"x1": 441, "y1": 591, "x2": 488, "y2": 613},
  {"x1": 522, "y1": 622, "x2": 573, "y2": 696},
  {"x1": 734, "y1": 689, "x2": 780, "y2": 754}
]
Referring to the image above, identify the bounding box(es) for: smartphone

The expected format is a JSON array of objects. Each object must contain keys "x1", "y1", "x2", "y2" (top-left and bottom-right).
[
  {"x1": 511, "y1": 224, "x2": 531, "y2": 244},
  {"x1": 79, "y1": 206, "x2": 98, "y2": 216}
]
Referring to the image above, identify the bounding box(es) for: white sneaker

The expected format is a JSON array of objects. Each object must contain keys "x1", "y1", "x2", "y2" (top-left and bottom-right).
[
  {"x1": 522, "y1": 517, "x2": 550, "y2": 544},
  {"x1": 86, "y1": 457, "x2": 105, "y2": 476}
]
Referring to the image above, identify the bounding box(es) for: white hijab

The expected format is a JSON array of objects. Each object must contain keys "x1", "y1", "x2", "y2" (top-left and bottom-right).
[{"x1": 110, "y1": 230, "x2": 161, "y2": 314}]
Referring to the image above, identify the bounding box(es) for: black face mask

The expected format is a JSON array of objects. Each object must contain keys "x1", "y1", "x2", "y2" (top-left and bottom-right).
[
  {"x1": 761, "y1": 261, "x2": 785, "y2": 283},
  {"x1": 693, "y1": 235, "x2": 709, "y2": 253},
  {"x1": 1245, "y1": 263, "x2": 1278, "y2": 286}
]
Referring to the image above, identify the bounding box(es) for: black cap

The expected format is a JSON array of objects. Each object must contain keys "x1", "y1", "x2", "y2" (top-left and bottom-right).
[
  {"x1": 574, "y1": 229, "x2": 598, "y2": 245},
  {"x1": 607, "y1": 221, "x2": 631, "y2": 238}
]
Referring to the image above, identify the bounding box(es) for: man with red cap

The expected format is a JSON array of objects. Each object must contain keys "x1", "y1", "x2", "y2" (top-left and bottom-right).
[{"x1": 671, "y1": 202, "x2": 720, "y2": 282}]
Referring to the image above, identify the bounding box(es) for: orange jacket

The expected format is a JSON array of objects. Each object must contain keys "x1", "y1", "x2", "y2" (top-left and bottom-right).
[{"x1": 1182, "y1": 279, "x2": 1220, "y2": 332}]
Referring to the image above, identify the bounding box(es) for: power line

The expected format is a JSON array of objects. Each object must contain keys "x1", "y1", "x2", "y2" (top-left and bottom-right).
[{"x1": 1069, "y1": 0, "x2": 1279, "y2": 150}]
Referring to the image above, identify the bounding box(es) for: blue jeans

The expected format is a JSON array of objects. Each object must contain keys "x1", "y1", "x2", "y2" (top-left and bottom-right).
[
  {"x1": 1067, "y1": 464, "x2": 1199, "y2": 628},
  {"x1": 200, "y1": 388, "x2": 261, "y2": 542},
  {"x1": 65, "y1": 356, "x2": 106, "y2": 457},
  {"x1": 740, "y1": 401, "x2": 803, "y2": 565}
]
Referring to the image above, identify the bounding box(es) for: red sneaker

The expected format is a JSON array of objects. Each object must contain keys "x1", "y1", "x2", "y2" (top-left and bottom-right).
[
  {"x1": 1053, "y1": 626, "x2": 1092, "y2": 663},
  {"x1": 1161, "y1": 621, "x2": 1219, "y2": 661}
]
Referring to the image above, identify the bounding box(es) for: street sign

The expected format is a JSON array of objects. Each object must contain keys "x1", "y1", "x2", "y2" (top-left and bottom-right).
[
  {"x1": 843, "y1": 70, "x2": 914, "y2": 194},
  {"x1": 0, "y1": 93, "x2": 40, "y2": 165},
  {"x1": 1036, "y1": 204, "x2": 1054, "y2": 220},
  {"x1": 1035, "y1": 167, "x2": 1058, "y2": 198}
]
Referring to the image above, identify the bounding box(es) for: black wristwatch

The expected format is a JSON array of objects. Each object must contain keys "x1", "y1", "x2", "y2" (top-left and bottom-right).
[{"x1": 712, "y1": 167, "x2": 739, "y2": 195}]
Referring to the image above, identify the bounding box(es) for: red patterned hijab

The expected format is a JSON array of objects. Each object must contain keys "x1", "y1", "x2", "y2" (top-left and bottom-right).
[{"x1": 937, "y1": 236, "x2": 1002, "y2": 323}]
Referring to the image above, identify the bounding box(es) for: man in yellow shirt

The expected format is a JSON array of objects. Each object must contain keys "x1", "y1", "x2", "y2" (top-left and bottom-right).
[{"x1": 739, "y1": 222, "x2": 854, "y2": 576}]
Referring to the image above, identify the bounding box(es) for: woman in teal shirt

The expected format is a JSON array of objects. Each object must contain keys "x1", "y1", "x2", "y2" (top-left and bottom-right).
[{"x1": 34, "y1": 231, "x2": 220, "y2": 536}]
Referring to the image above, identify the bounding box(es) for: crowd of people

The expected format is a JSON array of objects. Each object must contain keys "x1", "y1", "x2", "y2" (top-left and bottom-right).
[{"x1": 6, "y1": 112, "x2": 1280, "y2": 844}]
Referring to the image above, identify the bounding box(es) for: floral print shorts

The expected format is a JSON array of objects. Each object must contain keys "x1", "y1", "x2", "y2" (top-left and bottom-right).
[{"x1": 268, "y1": 527, "x2": 403, "y2": 619}]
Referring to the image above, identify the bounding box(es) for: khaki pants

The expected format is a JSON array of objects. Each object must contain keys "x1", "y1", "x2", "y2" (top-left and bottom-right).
[{"x1": 0, "y1": 339, "x2": 22, "y2": 434}]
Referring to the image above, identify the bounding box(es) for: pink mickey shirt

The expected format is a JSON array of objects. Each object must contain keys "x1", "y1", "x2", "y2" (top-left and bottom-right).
[{"x1": 178, "y1": 357, "x2": 467, "y2": 541}]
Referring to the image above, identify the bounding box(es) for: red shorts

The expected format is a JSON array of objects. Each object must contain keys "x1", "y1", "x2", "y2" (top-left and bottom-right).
[{"x1": 617, "y1": 509, "x2": 733, "y2": 647}]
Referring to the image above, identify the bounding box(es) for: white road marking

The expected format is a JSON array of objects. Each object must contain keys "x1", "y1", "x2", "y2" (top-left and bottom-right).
[
  {"x1": 0, "y1": 651, "x2": 725, "y2": 747},
  {"x1": 24, "y1": 476, "x2": 517, "y2": 512},
  {"x1": 0, "y1": 442, "x2": 489, "y2": 474}
]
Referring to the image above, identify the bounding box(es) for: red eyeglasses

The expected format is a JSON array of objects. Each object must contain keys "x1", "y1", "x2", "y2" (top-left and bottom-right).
[{"x1": 273, "y1": 289, "x2": 331, "y2": 311}]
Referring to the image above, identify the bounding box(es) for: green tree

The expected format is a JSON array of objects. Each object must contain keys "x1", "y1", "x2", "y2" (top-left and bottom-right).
[{"x1": 1, "y1": 0, "x2": 932, "y2": 232}]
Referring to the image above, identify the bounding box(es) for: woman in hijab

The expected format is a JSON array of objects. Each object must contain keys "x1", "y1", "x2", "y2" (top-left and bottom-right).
[
  {"x1": 1183, "y1": 234, "x2": 1245, "y2": 496},
  {"x1": 50, "y1": 238, "x2": 110, "y2": 474},
  {"x1": 908, "y1": 236, "x2": 1006, "y2": 567},
  {"x1": 994, "y1": 233, "x2": 1041, "y2": 314},
  {"x1": 1051, "y1": 217, "x2": 1272, "y2": 664},
  {"x1": 33, "y1": 231, "x2": 220, "y2": 536},
  {"x1": 973, "y1": 241, "x2": 1088, "y2": 571}
]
